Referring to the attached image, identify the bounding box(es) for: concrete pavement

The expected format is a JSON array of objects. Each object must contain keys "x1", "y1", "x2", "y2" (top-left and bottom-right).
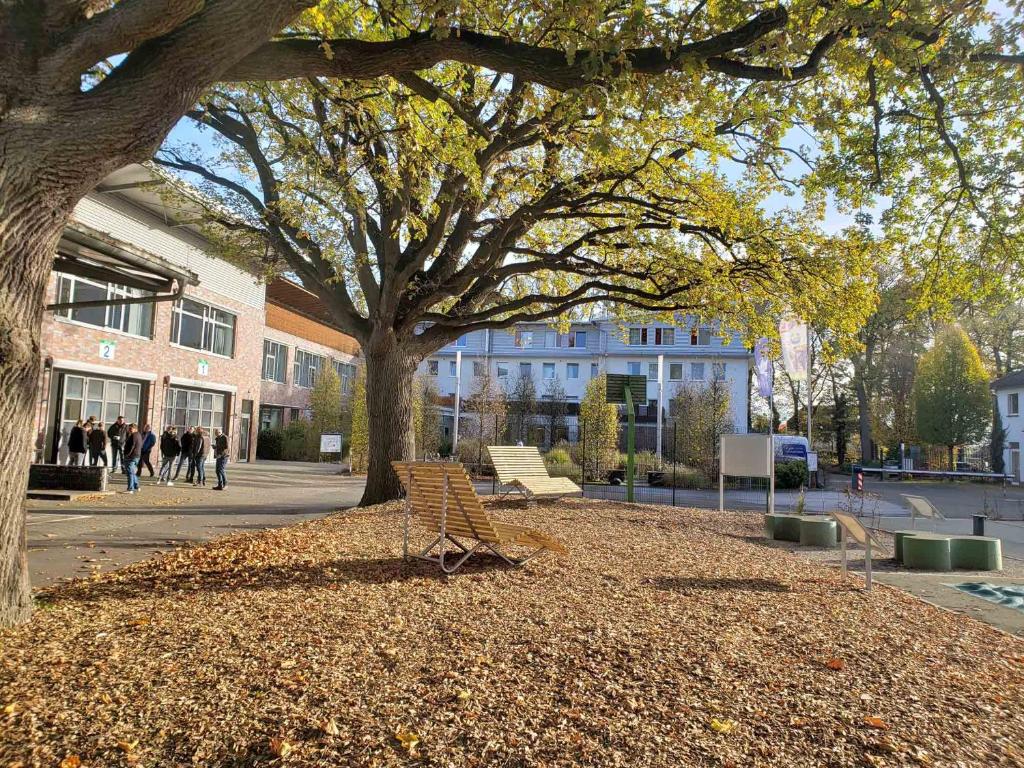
[{"x1": 26, "y1": 460, "x2": 364, "y2": 586}]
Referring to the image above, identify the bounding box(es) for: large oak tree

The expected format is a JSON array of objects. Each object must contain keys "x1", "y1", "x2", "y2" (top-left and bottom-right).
[{"x1": 1, "y1": 1, "x2": 1022, "y2": 626}]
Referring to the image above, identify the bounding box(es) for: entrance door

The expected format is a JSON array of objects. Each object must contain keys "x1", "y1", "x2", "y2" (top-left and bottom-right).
[
  {"x1": 239, "y1": 399, "x2": 253, "y2": 462},
  {"x1": 51, "y1": 372, "x2": 143, "y2": 463},
  {"x1": 1011, "y1": 442, "x2": 1021, "y2": 484}
]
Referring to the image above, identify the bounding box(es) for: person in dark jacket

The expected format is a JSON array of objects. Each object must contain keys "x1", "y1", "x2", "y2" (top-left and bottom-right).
[
  {"x1": 191, "y1": 427, "x2": 208, "y2": 487},
  {"x1": 123, "y1": 423, "x2": 143, "y2": 493},
  {"x1": 212, "y1": 428, "x2": 229, "y2": 490},
  {"x1": 88, "y1": 421, "x2": 108, "y2": 467},
  {"x1": 67, "y1": 419, "x2": 87, "y2": 466},
  {"x1": 139, "y1": 424, "x2": 156, "y2": 477},
  {"x1": 158, "y1": 426, "x2": 180, "y2": 485},
  {"x1": 173, "y1": 426, "x2": 193, "y2": 481},
  {"x1": 107, "y1": 416, "x2": 129, "y2": 473}
]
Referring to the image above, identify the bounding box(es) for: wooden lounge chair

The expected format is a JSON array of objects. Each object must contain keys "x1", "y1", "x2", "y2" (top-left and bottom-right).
[
  {"x1": 392, "y1": 461, "x2": 568, "y2": 573},
  {"x1": 485, "y1": 445, "x2": 581, "y2": 500},
  {"x1": 901, "y1": 494, "x2": 944, "y2": 529}
]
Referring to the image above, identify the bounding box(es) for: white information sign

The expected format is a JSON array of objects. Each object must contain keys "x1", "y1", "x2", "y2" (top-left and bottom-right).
[
  {"x1": 320, "y1": 433, "x2": 342, "y2": 453},
  {"x1": 719, "y1": 433, "x2": 775, "y2": 515},
  {"x1": 807, "y1": 451, "x2": 818, "y2": 472},
  {"x1": 99, "y1": 339, "x2": 116, "y2": 361},
  {"x1": 197, "y1": 359, "x2": 209, "y2": 377}
]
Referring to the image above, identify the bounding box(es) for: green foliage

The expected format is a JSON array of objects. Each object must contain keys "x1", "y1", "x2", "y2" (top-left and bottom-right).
[
  {"x1": 913, "y1": 326, "x2": 992, "y2": 459},
  {"x1": 544, "y1": 447, "x2": 571, "y2": 466},
  {"x1": 775, "y1": 461, "x2": 809, "y2": 490},
  {"x1": 310, "y1": 365, "x2": 344, "y2": 442},
  {"x1": 991, "y1": 396, "x2": 1006, "y2": 475},
  {"x1": 506, "y1": 373, "x2": 537, "y2": 444},
  {"x1": 349, "y1": 364, "x2": 369, "y2": 472},
  {"x1": 413, "y1": 375, "x2": 442, "y2": 458},
  {"x1": 580, "y1": 375, "x2": 619, "y2": 456},
  {"x1": 281, "y1": 419, "x2": 318, "y2": 462},
  {"x1": 666, "y1": 465, "x2": 711, "y2": 489},
  {"x1": 670, "y1": 379, "x2": 734, "y2": 482},
  {"x1": 256, "y1": 428, "x2": 284, "y2": 460},
  {"x1": 464, "y1": 369, "x2": 507, "y2": 446}
]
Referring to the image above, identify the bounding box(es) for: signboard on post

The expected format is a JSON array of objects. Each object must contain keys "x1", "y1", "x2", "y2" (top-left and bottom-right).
[
  {"x1": 605, "y1": 374, "x2": 647, "y2": 503},
  {"x1": 830, "y1": 511, "x2": 887, "y2": 591},
  {"x1": 320, "y1": 433, "x2": 343, "y2": 454},
  {"x1": 719, "y1": 434, "x2": 774, "y2": 514}
]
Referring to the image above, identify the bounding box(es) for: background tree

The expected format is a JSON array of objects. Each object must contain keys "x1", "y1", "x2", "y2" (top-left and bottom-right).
[
  {"x1": 348, "y1": 363, "x2": 369, "y2": 472},
  {"x1": 670, "y1": 379, "x2": 734, "y2": 481},
  {"x1": 913, "y1": 326, "x2": 992, "y2": 468},
  {"x1": 412, "y1": 374, "x2": 442, "y2": 458},
  {"x1": 309, "y1": 365, "x2": 343, "y2": 448},
  {"x1": 579, "y1": 374, "x2": 619, "y2": 480},
  {"x1": 463, "y1": 369, "x2": 507, "y2": 448},
  {"x1": 506, "y1": 373, "x2": 538, "y2": 445},
  {"x1": 2, "y1": 0, "x2": 1024, "y2": 626},
  {"x1": 991, "y1": 396, "x2": 1007, "y2": 475},
  {"x1": 540, "y1": 378, "x2": 569, "y2": 446}
]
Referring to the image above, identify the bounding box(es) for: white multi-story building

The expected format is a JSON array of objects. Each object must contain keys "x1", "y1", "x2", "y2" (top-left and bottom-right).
[
  {"x1": 418, "y1": 319, "x2": 751, "y2": 449},
  {"x1": 992, "y1": 371, "x2": 1023, "y2": 483}
]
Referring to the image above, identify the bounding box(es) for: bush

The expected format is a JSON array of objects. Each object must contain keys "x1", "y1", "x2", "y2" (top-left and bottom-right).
[
  {"x1": 256, "y1": 428, "x2": 284, "y2": 460},
  {"x1": 544, "y1": 447, "x2": 571, "y2": 466},
  {"x1": 665, "y1": 465, "x2": 710, "y2": 489},
  {"x1": 775, "y1": 460, "x2": 808, "y2": 489},
  {"x1": 281, "y1": 419, "x2": 318, "y2": 462}
]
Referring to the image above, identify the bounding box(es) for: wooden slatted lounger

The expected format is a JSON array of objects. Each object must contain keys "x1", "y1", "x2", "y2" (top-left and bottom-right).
[
  {"x1": 485, "y1": 445, "x2": 581, "y2": 500},
  {"x1": 392, "y1": 461, "x2": 568, "y2": 573}
]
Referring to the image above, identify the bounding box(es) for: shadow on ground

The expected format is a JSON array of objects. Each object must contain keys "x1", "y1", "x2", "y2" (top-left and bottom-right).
[{"x1": 649, "y1": 576, "x2": 792, "y2": 593}]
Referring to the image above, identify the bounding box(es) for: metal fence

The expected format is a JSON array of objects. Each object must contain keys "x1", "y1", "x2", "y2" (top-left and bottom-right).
[{"x1": 453, "y1": 415, "x2": 794, "y2": 511}]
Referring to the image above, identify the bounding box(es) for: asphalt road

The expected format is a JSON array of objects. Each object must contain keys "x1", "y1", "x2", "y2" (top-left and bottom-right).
[{"x1": 26, "y1": 460, "x2": 365, "y2": 587}]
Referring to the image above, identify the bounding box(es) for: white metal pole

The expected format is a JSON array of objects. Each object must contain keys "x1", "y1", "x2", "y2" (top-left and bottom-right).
[
  {"x1": 719, "y1": 439, "x2": 725, "y2": 513},
  {"x1": 656, "y1": 353, "x2": 664, "y2": 462},
  {"x1": 865, "y1": 538, "x2": 873, "y2": 591},
  {"x1": 452, "y1": 350, "x2": 462, "y2": 452}
]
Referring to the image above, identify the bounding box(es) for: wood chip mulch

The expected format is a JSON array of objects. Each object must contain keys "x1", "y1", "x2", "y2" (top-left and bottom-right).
[{"x1": 2, "y1": 498, "x2": 1022, "y2": 767}]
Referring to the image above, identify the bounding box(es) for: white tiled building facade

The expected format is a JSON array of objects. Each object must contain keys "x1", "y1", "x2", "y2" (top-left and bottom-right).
[{"x1": 418, "y1": 320, "x2": 751, "y2": 443}]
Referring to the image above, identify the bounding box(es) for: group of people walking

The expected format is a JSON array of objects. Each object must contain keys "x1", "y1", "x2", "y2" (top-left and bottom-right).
[{"x1": 66, "y1": 417, "x2": 230, "y2": 493}]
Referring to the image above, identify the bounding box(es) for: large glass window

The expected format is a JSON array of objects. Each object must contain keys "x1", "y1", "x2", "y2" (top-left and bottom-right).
[
  {"x1": 569, "y1": 331, "x2": 587, "y2": 348},
  {"x1": 496, "y1": 362, "x2": 509, "y2": 378},
  {"x1": 669, "y1": 363, "x2": 683, "y2": 381},
  {"x1": 542, "y1": 362, "x2": 556, "y2": 379},
  {"x1": 515, "y1": 330, "x2": 533, "y2": 348},
  {"x1": 567, "y1": 363, "x2": 579, "y2": 379},
  {"x1": 690, "y1": 362, "x2": 705, "y2": 381},
  {"x1": 164, "y1": 386, "x2": 225, "y2": 433},
  {"x1": 59, "y1": 374, "x2": 141, "y2": 454},
  {"x1": 55, "y1": 273, "x2": 153, "y2": 337},
  {"x1": 1009, "y1": 393, "x2": 1020, "y2": 417},
  {"x1": 262, "y1": 340, "x2": 288, "y2": 383},
  {"x1": 627, "y1": 361, "x2": 641, "y2": 375},
  {"x1": 655, "y1": 328, "x2": 675, "y2": 345},
  {"x1": 332, "y1": 360, "x2": 356, "y2": 394},
  {"x1": 628, "y1": 328, "x2": 648, "y2": 345},
  {"x1": 171, "y1": 298, "x2": 236, "y2": 357},
  {"x1": 293, "y1": 349, "x2": 324, "y2": 389}
]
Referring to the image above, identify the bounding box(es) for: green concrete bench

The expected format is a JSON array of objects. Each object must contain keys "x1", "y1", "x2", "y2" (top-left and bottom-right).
[
  {"x1": 950, "y1": 536, "x2": 1002, "y2": 571},
  {"x1": 769, "y1": 514, "x2": 802, "y2": 542},
  {"x1": 799, "y1": 516, "x2": 838, "y2": 548},
  {"x1": 902, "y1": 534, "x2": 952, "y2": 572},
  {"x1": 892, "y1": 530, "x2": 921, "y2": 564}
]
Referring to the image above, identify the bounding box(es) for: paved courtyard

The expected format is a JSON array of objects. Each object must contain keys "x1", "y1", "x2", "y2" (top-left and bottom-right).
[{"x1": 26, "y1": 461, "x2": 364, "y2": 586}]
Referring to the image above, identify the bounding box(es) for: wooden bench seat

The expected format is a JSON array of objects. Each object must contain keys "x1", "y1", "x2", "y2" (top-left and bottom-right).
[{"x1": 486, "y1": 446, "x2": 581, "y2": 500}]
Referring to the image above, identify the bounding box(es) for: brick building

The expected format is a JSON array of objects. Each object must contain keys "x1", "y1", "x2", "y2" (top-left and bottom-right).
[{"x1": 33, "y1": 164, "x2": 359, "y2": 467}]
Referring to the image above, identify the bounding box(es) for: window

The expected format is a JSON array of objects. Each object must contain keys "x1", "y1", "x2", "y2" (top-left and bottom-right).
[
  {"x1": 1009, "y1": 393, "x2": 1020, "y2": 417},
  {"x1": 591, "y1": 363, "x2": 599, "y2": 377},
  {"x1": 55, "y1": 273, "x2": 153, "y2": 337},
  {"x1": 455, "y1": 335, "x2": 468, "y2": 347},
  {"x1": 290, "y1": 407, "x2": 301, "y2": 421},
  {"x1": 332, "y1": 360, "x2": 356, "y2": 394},
  {"x1": 690, "y1": 362, "x2": 705, "y2": 380},
  {"x1": 515, "y1": 330, "x2": 533, "y2": 348},
  {"x1": 699, "y1": 329, "x2": 712, "y2": 345},
  {"x1": 628, "y1": 327, "x2": 648, "y2": 345},
  {"x1": 570, "y1": 331, "x2": 587, "y2": 348},
  {"x1": 655, "y1": 328, "x2": 675, "y2": 345},
  {"x1": 164, "y1": 386, "x2": 225, "y2": 434},
  {"x1": 690, "y1": 328, "x2": 698, "y2": 345},
  {"x1": 449, "y1": 360, "x2": 457, "y2": 377},
  {"x1": 170, "y1": 298, "x2": 236, "y2": 356},
  {"x1": 292, "y1": 349, "x2": 324, "y2": 388},
  {"x1": 543, "y1": 362, "x2": 556, "y2": 379},
  {"x1": 546, "y1": 331, "x2": 558, "y2": 348},
  {"x1": 648, "y1": 363, "x2": 659, "y2": 381},
  {"x1": 519, "y1": 362, "x2": 532, "y2": 377},
  {"x1": 627, "y1": 361, "x2": 641, "y2": 375},
  {"x1": 473, "y1": 361, "x2": 485, "y2": 377},
  {"x1": 260, "y1": 405, "x2": 283, "y2": 431},
  {"x1": 428, "y1": 360, "x2": 439, "y2": 376},
  {"x1": 497, "y1": 362, "x2": 509, "y2": 378},
  {"x1": 669, "y1": 363, "x2": 683, "y2": 380},
  {"x1": 567, "y1": 363, "x2": 579, "y2": 379},
  {"x1": 712, "y1": 362, "x2": 726, "y2": 381},
  {"x1": 262, "y1": 340, "x2": 288, "y2": 383}
]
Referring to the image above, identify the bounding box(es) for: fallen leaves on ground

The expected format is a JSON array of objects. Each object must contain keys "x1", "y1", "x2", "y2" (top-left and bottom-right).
[{"x1": 2, "y1": 499, "x2": 1022, "y2": 767}]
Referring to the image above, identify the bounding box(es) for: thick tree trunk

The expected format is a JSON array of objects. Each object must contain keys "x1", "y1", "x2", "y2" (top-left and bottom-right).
[
  {"x1": 0, "y1": 171, "x2": 69, "y2": 626},
  {"x1": 358, "y1": 335, "x2": 417, "y2": 506}
]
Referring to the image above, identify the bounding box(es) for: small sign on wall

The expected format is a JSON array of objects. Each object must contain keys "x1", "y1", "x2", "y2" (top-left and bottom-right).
[
  {"x1": 99, "y1": 339, "x2": 116, "y2": 360},
  {"x1": 197, "y1": 359, "x2": 210, "y2": 377}
]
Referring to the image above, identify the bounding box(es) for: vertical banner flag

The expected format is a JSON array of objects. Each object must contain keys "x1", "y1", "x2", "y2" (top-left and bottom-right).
[
  {"x1": 753, "y1": 337, "x2": 774, "y2": 399},
  {"x1": 778, "y1": 316, "x2": 808, "y2": 381}
]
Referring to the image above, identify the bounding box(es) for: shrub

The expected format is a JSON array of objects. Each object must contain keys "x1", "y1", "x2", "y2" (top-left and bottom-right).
[
  {"x1": 256, "y1": 428, "x2": 284, "y2": 460},
  {"x1": 281, "y1": 419, "x2": 318, "y2": 462},
  {"x1": 666, "y1": 465, "x2": 710, "y2": 488},
  {"x1": 545, "y1": 447, "x2": 571, "y2": 466},
  {"x1": 775, "y1": 460, "x2": 808, "y2": 489}
]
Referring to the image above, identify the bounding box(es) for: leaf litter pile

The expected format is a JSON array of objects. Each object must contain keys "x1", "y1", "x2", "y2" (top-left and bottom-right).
[{"x1": 2, "y1": 499, "x2": 1022, "y2": 767}]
